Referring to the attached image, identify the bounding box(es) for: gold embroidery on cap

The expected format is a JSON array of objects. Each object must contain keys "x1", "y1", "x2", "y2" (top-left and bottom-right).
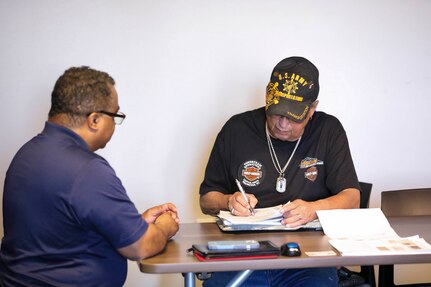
[
  {"x1": 265, "y1": 72, "x2": 309, "y2": 110},
  {"x1": 287, "y1": 105, "x2": 309, "y2": 121}
]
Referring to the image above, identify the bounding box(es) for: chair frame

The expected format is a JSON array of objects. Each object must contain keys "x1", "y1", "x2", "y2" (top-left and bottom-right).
[
  {"x1": 357, "y1": 181, "x2": 376, "y2": 287},
  {"x1": 379, "y1": 188, "x2": 431, "y2": 287},
  {"x1": 338, "y1": 181, "x2": 376, "y2": 287}
]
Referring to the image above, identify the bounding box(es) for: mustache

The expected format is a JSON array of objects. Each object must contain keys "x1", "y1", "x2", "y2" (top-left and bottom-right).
[{"x1": 274, "y1": 125, "x2": 293, "y2": 132}]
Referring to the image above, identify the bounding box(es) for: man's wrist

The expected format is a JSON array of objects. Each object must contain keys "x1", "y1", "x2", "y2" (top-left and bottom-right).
[{"x1": 226, "y1": 194, "x2": 233, "y2": 212}]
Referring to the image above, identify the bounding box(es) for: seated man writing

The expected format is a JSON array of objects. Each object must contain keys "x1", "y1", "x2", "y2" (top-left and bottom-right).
[{"x1": 199, "y1": 56, "x2": 360, "y2": 287}]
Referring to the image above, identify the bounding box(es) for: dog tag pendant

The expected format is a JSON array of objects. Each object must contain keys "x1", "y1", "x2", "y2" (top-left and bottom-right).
[{"x1": 276, "y1": 176, "x2": 287, "y2": 193}]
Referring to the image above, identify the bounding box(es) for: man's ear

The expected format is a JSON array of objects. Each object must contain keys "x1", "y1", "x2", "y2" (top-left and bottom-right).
[
  {"x1": 312, "y1": 100, "x2": 319, "y2": 110},
  {"x1": 308, "y1": 100, "x2": 319, "y2": 119},
  {"x1": 311, "y1": 100, "x2": 319, "y2": 112},
  {"x1": 86, "y1": 112, "x2": 100, "y2": 130}
]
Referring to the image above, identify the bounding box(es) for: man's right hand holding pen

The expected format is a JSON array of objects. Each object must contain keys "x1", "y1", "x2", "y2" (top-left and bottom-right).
[{"x1": 227, "y1": 180, "x2": 258, "y2": 216}]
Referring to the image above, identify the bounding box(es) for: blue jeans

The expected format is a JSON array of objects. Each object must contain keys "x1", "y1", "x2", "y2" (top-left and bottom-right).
[{"x1": 202, "y1": 267, "x2": 338, "y2": 287}]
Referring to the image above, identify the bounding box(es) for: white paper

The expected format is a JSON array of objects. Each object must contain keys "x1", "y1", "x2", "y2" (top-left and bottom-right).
[
  {"x1": 329, "y1": 236, "x2": 431, "y2": 256},
  {"x1": 217, "y1": 205, "x2": 322, "y2": 231},
  {"x1": 218, "y1": 205, "x2": 283, "y2": 225},
  {"x1": 316, "y1": 208, "x2": 431, "y2": 256},
  {"x1": 316, "y1": 208, "x2": 398, "y2": 240}
]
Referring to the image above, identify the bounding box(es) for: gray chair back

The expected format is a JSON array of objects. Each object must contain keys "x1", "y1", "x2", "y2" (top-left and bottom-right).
[{"x1": 381, "y1": 188, "x2": 431, "y2": 217}]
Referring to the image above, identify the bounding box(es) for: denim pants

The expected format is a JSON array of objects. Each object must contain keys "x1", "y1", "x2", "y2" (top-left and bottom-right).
[{"x1": 202, "y1": 267, "x2": 338, "y2": 287}]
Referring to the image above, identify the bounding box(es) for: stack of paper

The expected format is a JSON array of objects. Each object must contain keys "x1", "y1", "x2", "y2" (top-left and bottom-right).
[
  {"x1": 216, "y1": 205, "x2": 322, "y2": 231},
  {"x1": 218, "y1": 205, "x2": 284, "y2": 226},
  {"x1": 317, "y1": 208, "x2": 431, "y2": 256}
]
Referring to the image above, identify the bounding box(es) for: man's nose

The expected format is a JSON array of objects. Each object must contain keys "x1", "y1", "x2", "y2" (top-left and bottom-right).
[{"x1": 278, "y1": 116, "x2": 291, "y2": 127}]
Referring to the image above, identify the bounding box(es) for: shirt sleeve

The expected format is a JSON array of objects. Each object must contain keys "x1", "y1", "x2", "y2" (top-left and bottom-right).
[
  {"x1": 71, "y1": 158, "x2": 148, "y2": 249},
  {"x1": 324, "y1": 117, "x2": 360, "y2": 194},
  {"x1": 199, "y1": 127, "x2": 233, "y2": 196}
]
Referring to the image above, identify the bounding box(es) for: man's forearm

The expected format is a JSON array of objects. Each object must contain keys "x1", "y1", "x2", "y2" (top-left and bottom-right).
[
  {"x1": 312, "y1": 188, "x2": 360, "y2": 211},
  {"x1": 200, "y1": 191, "x2": 231, "y2": 216}
]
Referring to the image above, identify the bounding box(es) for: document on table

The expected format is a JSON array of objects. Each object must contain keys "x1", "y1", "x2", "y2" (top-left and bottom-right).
[
  {"x1": 317, "y1": 208, "x2": 431, "y2": 256},
  {"x1": 218, "y1": 205, "x2": 284, "y2": 225},
  {"x1": 216, "y1": 205, "x2": 322, "y2": 231}
]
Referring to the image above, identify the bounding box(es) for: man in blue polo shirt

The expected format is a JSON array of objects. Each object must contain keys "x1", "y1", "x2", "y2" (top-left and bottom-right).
[{"x1": 0, "y1": 67, "x2": 179, "y2": 286}]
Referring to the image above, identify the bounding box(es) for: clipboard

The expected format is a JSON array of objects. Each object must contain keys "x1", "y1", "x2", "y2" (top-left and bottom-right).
[
  {"x1": 189, "y1": 240, "x2": 280, "y2": 261},
  {"x1": 215, "y1": 217, "x2": 323, "y2": 232}
]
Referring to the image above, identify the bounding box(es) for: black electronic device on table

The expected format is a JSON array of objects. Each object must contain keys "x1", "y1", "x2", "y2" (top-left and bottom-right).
[{"x1": 280, "y1": 242, "x2": 301, "y2": 257}]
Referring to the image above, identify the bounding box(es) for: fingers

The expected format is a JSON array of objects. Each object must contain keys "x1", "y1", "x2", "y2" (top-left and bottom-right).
[
  {"x1": 167, "y1": 210, "x2": 180, "y2": 223},
  {"x1": 155, "y1": 212, "x2": 180, "y2": 239},
  {"x1": 280, "y1": 200, "x2": 296, "y2": 214},
  {"x1": 248, "y1": 195, "x2": 258, "y2": 207},
  {"x1": 280, "y1": 200, "x2": 316, "y2": 227},
  {"x1": 281, "y1": 212, "x2": 306, "y2": 227},
  {"x1": 160, "y1": 202, "x2": 178, "y2": 213},
  {"x1": 160, "y1": 203, "x2": 179, "y2": 223},
  {"x1": 143, "y1": 203, "x2": 180, "y2": 224},
  {"x1": 228, "y1": 192, "x2": 257, "y2": 216}
]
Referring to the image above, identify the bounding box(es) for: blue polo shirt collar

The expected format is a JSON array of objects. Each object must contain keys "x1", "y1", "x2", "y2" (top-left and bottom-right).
[{"x1": 43, "y1": 121, "x2": 90, "y2": 150}]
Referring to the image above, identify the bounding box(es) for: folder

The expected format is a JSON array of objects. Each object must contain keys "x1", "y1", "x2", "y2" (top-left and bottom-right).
[
  {"x1": 189, "y1": 240, "x2": 280, "y2": 261},
  {"x1": 216, "y1": 205, "x2": 322, "y2": 232}
]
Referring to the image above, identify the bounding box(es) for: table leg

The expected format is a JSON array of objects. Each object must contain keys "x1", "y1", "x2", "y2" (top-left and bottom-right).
[
  {"x1": 378, "y1": 265, "x2": 395, "y2": 287},
  {"x1": 226, "y1": 270, "x2": 253, "y2": 287},
  {"x1": 184, "y1": 272, "x2": 196, "y2": 287}
]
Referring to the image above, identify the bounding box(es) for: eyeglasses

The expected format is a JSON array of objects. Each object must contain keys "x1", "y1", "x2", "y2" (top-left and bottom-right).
[{"x1": 97, "y1": 111, "x2": 126, "y2": 125}]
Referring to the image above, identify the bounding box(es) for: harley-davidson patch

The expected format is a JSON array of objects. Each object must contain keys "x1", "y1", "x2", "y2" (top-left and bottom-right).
[
  {"x1": 240, "y1": 160, "x2": 264, "y2": 187},
  {"x1": 300, "y1": 157, "x2": 324, "y2": 169},
  {"x1": 304, "y1": 166, "x2": 318, "y2": 182}
]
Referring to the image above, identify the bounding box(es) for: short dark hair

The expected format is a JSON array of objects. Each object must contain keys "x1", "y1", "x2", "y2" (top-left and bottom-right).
[{"x1": 48, "y1": 66, "x2": 115, "y2": 125}]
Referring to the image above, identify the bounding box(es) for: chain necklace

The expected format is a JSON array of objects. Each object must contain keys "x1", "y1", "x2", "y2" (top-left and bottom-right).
[{"x1": 265, "y1": 124, "x2": 301, "y2": 193}]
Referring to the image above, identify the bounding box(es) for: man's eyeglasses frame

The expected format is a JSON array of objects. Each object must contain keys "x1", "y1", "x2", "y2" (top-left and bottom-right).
[{"x1": 89, "y1": 111, "x2": 126, "y2": 125}]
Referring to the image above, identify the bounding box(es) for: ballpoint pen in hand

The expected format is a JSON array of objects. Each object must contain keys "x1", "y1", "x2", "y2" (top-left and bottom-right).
[{"x1": 235, "y1": 179, "x2": 256, "y2": 216}]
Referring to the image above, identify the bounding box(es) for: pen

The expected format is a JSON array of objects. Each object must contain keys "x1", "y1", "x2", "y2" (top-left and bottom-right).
[{"x1": 235, "y1": 179, "x2": 256, "y2": 216}]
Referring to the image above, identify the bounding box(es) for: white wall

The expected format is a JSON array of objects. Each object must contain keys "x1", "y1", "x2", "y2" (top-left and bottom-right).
[{"x1": 1, "y1": 0, "x2": 430, "y2": 286}]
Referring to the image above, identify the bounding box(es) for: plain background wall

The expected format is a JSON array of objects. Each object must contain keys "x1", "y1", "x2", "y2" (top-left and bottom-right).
[{"x1": 1, "y1": 0, "x2": 430, "y2": 286}]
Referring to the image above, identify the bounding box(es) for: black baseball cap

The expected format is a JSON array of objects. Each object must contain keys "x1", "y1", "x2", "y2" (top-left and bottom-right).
[{"x1": 265, "y1": 56, "x2": 319, "y2": 122}]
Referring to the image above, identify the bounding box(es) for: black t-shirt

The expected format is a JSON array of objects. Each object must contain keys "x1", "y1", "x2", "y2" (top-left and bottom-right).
[{"x1": 199, "y1": 107, "x2": 360, "y2": 208}]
